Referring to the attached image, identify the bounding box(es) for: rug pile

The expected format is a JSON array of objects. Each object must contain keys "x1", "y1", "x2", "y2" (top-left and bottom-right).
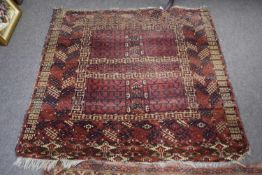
[{"x1": 15, "y1": 7, "x2": 249, "y2": 173}]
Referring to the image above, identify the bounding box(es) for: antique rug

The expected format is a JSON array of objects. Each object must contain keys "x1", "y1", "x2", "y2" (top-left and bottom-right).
[{"x1": 15, "y1": 7, "x2": 249, "y2": 172}]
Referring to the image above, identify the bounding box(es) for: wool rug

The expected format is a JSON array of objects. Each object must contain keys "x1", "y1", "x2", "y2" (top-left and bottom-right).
[{"x1": 15, "y1": 7, "x2": 249, "y2": 172}]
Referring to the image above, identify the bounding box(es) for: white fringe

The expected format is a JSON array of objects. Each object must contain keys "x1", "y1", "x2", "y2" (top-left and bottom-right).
[
  {"x1": 14, "y1": 157, "x2": 83, "y2": 171},
  {"x1": 14, "y1": 149, "x2": 250, "y2": 171}
]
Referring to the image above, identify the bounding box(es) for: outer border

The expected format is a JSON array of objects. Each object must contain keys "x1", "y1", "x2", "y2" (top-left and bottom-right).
[{"x1": 200, "y1": 8, "x2": 249, "y2": 147}]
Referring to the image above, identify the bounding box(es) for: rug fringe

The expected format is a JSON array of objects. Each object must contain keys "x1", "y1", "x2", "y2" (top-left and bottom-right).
[
  {"x1": 14, "y1": 157, "x2": 83, "y2": 171},
  {"x1": 14, "y1": 153, "x2": 250, "y2": 171}
]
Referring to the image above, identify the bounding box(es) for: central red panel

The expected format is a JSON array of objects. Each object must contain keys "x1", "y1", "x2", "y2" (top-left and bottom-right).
[{"x1": 90, "y1": 30, "x2": 177, "y2": 58}]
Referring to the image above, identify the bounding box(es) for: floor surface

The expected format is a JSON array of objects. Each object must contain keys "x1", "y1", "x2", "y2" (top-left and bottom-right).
[{"x1": 0, "y1": 0, "x2": 262, "y2": 174}]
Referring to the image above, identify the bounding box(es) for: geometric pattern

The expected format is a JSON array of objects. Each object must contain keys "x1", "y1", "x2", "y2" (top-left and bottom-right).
[{"x1": 16, "y1": 7, "x2": 249, "y2": 164}]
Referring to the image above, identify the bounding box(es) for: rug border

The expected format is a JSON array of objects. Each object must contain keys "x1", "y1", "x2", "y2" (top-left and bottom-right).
[
  {"x1": 200, "y1": 8, "x2": 250, "y2": 152},
  {"x1": 15, "y1": 8, "x2": 64, "y2": 146}
]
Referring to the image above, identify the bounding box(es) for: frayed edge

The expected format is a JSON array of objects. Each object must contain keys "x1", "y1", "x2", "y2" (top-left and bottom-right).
[
  {"x1": 173, "y1": 5, "x2": 205, "y2": 10},
  {"x1": 225, "y1": 148, "x2": 251, "y2": 167},
  {"x1": 14, "y1": 157, "x2": 83, "y2": 171},
  {"x1": 52, "y1": 6, "x2": 205, "y2": 13},
  {"x1": 14, "y1": 151, "x2": 250, "y2": 171}
]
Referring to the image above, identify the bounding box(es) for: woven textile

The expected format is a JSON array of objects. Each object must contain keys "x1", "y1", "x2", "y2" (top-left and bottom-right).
[
  {"x1": 15, "y1": 7, "x2": 249, "y2": 170},
  {"x1": 44, "y1": 163, "x2": 262, "y2": 175}
]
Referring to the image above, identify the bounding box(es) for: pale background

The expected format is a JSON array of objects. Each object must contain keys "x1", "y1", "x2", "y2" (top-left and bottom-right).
[{"x1": 0, "y1": 0, "x2": 262, "y2": 174}]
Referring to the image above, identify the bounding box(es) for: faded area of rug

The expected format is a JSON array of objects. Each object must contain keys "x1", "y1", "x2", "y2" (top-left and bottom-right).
[{"x1": 15, "y1": 7, "x2": 249, "y2": 171}]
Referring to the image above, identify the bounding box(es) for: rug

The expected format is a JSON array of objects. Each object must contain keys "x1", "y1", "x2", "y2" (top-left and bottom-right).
[
  {"x1": 15, "y1": 7, "x2": 249, "y2": 171},
  {"x1": 44, "y1": 162, "x2": 262, "y2": 175}
]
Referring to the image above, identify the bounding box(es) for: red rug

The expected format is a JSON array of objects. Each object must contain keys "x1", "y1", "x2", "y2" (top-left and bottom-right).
[{"x1": 15, "y1": 7, "x2": 249, "y2": 171}]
